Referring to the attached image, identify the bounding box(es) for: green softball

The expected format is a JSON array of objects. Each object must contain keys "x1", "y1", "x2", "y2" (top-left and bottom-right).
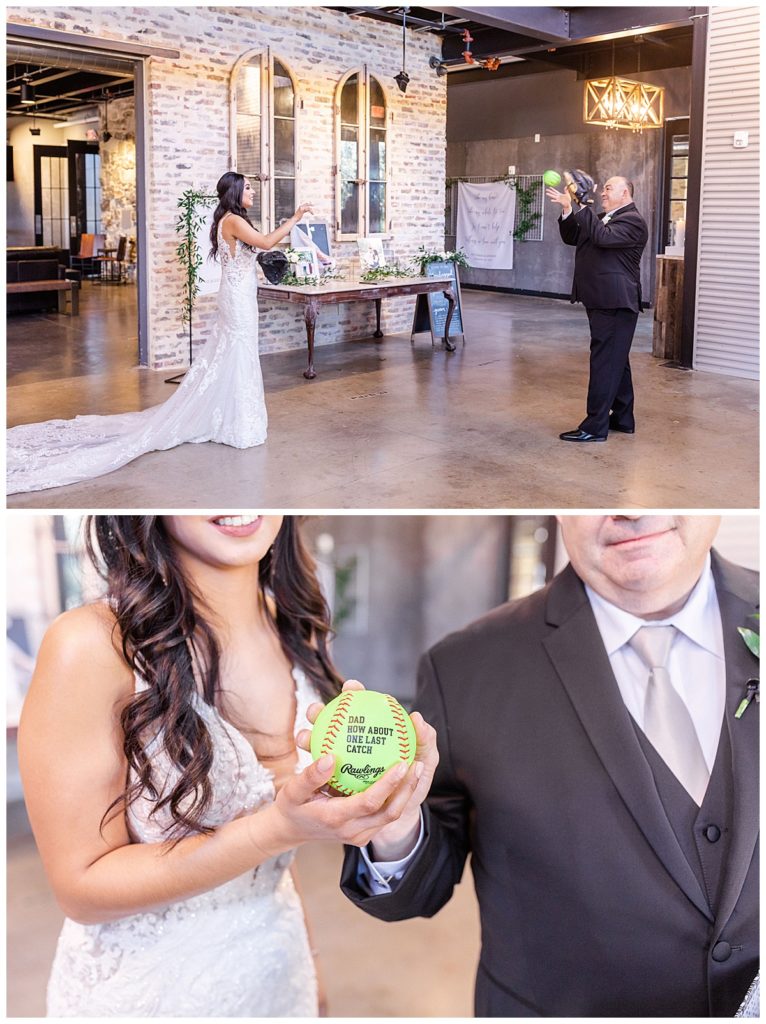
[{"x1": 310, "y1": 689, "x2": 417, "y2": 795}]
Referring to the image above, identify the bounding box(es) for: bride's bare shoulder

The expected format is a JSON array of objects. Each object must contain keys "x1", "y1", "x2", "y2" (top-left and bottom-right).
[{"x1": 37, "y1": 602, "x2": 133, "y2": 695}]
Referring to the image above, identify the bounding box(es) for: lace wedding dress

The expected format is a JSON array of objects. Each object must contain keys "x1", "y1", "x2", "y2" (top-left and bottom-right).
[
  {"x1": 46, "y1": 666, "x2": 319, "y2": 1017},
  {"x1": 7, "y1": 225, "x2": 267, "y2": 495}
]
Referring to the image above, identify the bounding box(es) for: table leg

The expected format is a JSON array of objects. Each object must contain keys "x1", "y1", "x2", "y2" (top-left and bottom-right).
[
  {"x1": 70, "y1": 284, "x2": 79, "y2": 315},
  {"x1": 373, "y1": 298, "x2": 384, "y2": 339},
  {"x1": 57, "y1": 289, "x2": 66, "y2": 314},
  {"x1": 303, "y1": 297, "x2": 320, "y2": 379},
  {"x1": 443, "y1": 288, "x2": 456, "y2": 352}
]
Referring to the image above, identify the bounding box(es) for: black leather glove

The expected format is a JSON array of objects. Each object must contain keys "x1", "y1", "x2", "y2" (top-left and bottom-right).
[
  {"x1": 256, "y1": 250, "x2": 289, "y2": 284},
  {"x1": 564, "y1": 169, "x2": 597, "y2": 207}
]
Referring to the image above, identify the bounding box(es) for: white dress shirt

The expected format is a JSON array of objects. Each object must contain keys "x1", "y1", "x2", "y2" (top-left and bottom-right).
[
  {"x1": 584, "y1": 553, "x2": 726, "y2": 772},
  {"x1": 361, "y1": 554, "x2": 726, "y2": 893}
]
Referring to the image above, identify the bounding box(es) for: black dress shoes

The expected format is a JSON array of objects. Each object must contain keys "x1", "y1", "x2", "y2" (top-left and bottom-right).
[
  {"x1": 608, "y1": 420, "x2": 635, "y2": 434},
  {"x1": 559, "y1": 429, "x2": 607, "y2": 442}
]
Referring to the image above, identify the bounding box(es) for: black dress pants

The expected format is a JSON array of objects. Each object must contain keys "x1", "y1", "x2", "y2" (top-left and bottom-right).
[{"x1": 579, "y1": 306, "x2": 639, "y2": 436}]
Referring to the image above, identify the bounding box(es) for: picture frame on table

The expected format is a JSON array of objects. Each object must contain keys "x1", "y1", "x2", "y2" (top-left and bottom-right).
[
  {"x1": 291, "y1": 221, "x2": 332, "y2": 264},
  {"x1": 357, "y1": 236, "x2": 386, "y2": 271},
  {"x1": 291, "y1": 247, "x2": 321, "y2": 279}
]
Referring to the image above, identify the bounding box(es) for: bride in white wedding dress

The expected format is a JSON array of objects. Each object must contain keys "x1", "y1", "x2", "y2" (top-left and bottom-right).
[
  {"x1": 7, "y1": 175, "x2": 312, "y2": 496},
  {"x1": 17, "y1": 515, "x2": 428, "y2": 1016}
]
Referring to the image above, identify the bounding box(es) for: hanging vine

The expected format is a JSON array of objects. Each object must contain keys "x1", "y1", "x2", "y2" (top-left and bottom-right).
[
  {"x1": 175, "y1": 188, "x2": 216, "y2": 331},
  {"x1": 510, "y1": 179, "x2": 542, "y2": 242}
]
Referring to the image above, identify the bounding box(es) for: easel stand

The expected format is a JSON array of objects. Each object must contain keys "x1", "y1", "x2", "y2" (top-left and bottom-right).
[
  {"x1": 165, "y1": 318, "x2": 193, "y2": 385},
  {"x1": 410, "y1": 261, "x2": 465, "y2": 351}
]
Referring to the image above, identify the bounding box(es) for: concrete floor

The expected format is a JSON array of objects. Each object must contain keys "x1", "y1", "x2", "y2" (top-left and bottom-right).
[
  {"x1": 7, "y1": 831, "x2": 480, "y2": 1017},
  {"x1": 7, "y1": 283, "x2": 758, "y2": 508}
]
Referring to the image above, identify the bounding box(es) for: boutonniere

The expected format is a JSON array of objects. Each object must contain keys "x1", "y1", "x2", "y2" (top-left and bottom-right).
[{"x1": 735, "y1": 615, "x2": 759, "y2": 719}]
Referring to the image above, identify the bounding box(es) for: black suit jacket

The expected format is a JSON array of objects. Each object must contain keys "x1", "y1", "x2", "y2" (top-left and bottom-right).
[
  {"x1": 341, "y1": 551, "x2": 759, "y2": 1017},
  {"x1": 558, "y1": 202, "x2": 649, "y2": 312}
]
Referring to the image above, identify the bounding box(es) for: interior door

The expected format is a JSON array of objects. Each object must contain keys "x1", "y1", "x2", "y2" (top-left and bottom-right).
[
  {"x1": 33, "y1": 145, "x2": 69, "y2": 249},
  {"x1": 67, "y1": 140, "x2": 102, "y2": 252}
]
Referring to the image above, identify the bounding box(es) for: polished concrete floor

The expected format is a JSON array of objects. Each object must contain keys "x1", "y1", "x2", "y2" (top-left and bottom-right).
[
  {"x1": 8, "y1": 830, "x2": 479, "y2": 1017},
  {"x1": 7, "y1": 283, "x2": 758, "y2": 508}
]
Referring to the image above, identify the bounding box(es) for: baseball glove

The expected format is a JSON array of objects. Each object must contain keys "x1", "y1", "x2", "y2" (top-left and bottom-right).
[{"x1": 564, "y1": 169, "x2": 597, "y2": 207}]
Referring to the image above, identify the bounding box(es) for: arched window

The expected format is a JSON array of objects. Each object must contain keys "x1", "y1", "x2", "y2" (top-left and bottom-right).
[
  {"x1": 335, "y1": 68, "x2": 389, "y2": 240},
  {"x1": 230, "y1": 49, "x2": 297, "y2": 231}
]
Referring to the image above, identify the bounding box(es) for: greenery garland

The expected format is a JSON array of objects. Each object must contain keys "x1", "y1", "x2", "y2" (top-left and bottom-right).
[{"x1": 175, "y1": 189, "x2": 216, "y2": 330}]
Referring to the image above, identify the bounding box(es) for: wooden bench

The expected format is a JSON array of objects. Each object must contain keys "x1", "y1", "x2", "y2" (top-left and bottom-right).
[
  {"x1": 7, "y1": 279, "x2": 79, "y2": 315},
  {"x1": 7, "y1": 259, "x2": 80, "y2": 315}
]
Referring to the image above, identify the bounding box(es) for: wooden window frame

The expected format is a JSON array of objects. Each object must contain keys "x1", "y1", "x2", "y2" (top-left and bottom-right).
[
  {"x1": 334, "y1": 66, "x2": 390, "y2": 241},
  {"x1": 229, "y1": 48, "x2": 299, "y2": 233}
]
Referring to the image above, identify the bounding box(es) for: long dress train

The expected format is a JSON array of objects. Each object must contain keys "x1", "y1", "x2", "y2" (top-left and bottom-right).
[
  {"x1": 7, "y1": 227, "x2": 267, "y2": 495},
  {"x1": 45, "y1": 665, "x2": 319, "y2": 1017}
]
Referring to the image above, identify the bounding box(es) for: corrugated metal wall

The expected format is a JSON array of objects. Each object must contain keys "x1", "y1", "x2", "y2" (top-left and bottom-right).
[{"x1": 694, "y1": 6, "x2": 760, "y2": 378}]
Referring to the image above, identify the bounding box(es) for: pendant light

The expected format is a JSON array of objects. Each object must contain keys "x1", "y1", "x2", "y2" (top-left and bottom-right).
[
  {"x1": 394, "y1": 7, "x2": 410, "y2": 93},
  {"x1": 584, "y1": 37, "x2": 664, "y2": 133}
]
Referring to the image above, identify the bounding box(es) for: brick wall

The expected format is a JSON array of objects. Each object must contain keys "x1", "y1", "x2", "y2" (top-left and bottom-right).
[{"x1": 8, "y1": 6, "x2": 447, "y2": 368}]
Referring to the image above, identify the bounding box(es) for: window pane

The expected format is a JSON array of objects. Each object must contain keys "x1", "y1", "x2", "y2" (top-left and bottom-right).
[
  {"x1": 274, "y1": 178, "x2": 295, "y2": 224},
  {"x1": 86, "y1": 189, "x2": 95, "y2": 225},
  {"x1": 670, "y1": 199, "x2": 686, "y2": 224},
  {"x1": 41, "y1": 158, "x2": 51, "y2": 189},
  {"x1": 341, "y1": 75, "x2": 358, "y2": 124},
  {"x1": 671, "y1": 178, "x2": 687, "y2": 201},
  {"x1": 671, "y1": 156, "x2": 688, "y2": 178},
  {"x1": 273, "y1": 117, "x2": 295, "y2": 176},
  {"x1": 671, "y1": 135, "x2": 689, "y2": 156},
  {"x1": 247, "y1": 179, "x2": 262, "y2": 231},
  {"x1": 341, "y1": 182, "x2": 359, "y2": 234},
  {"x1": 237, "y1": 115, "x2": 261, "y2": 176},
  {"x1": 273, "y1": 61, "x2": 294, "y2": 118},
  {"x1": 238, "y1": 61, "x2": 261, "y2": 115},
  {"x1": 369, "y1": 128, "x2": 386, "y2": 180},
  {"x1": 369, "y1": 77, "x2": 385, "y2": 127},
  {"x1": 340, "y1": 125, "x2": 358, "y2": 180},
  {"x1": 369, "y1": 181, "x2": 386, "y2": 234},
  {"x1": 42, "y1": 188, "x2": 52, "y2": 219}
]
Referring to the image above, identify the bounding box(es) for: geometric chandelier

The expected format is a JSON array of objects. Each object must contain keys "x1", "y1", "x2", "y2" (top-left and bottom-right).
[{"x1": 584, "y1": 76, "x2": 664, "y2": 132}]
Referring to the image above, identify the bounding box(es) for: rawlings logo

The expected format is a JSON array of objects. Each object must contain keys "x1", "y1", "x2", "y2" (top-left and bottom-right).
[{"x1": 340, "y1": 762, "x2": 387, "y2": 781}]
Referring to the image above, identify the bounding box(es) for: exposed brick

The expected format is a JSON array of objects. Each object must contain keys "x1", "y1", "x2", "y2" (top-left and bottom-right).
[{"x1": 8, "y1": 5, "x2": 447, "y2": 367}]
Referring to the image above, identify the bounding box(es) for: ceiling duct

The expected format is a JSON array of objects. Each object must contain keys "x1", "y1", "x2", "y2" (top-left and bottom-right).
[{"x1": 7, "y1": 41, "x2": 136, "y2": 76}]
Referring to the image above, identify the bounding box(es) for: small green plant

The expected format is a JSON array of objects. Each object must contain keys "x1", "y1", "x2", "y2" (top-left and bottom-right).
[
  {"x1": 413, "y1": 246, "x2": 469, "y2": 276},
  {"x1": 359, "y1": 264, "x2": 414, "y2": 283}
]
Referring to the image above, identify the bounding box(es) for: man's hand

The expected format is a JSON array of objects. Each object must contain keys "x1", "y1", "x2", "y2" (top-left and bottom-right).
[
  {"x1": 546, "y1": 186, "x2": 572, "y2": 215},
  {"x1": 296, "y1": 680, "x2": 439, "y2": 859}
]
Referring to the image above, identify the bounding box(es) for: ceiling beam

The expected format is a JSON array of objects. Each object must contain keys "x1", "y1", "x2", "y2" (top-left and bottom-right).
[{"x1": 429, "y1": 6, "x2": 573, "y2": 42}]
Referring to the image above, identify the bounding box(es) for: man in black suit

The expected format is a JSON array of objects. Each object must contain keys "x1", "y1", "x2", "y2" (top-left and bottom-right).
[
  {"x1": 547, "y1": 175, "x2": 649, "y2": 442},
  {"x1": 336, "y1": 516, "x2": 758, "y2": 1017}
]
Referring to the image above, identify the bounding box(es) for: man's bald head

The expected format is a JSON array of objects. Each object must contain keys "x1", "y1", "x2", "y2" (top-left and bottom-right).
[{"x1": 602, "y1": 177, "x2": 634, "y2": 213}]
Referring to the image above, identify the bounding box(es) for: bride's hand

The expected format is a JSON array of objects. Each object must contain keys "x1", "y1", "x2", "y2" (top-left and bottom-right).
[
  {"x1": 295, "y1": 679, "x2": 439, "y2": 859},
  {"x1": 270, "y1": 742, "x2": 423, "y2": 849},
  {"x1": 294, "y1": 203, "x2": 314, "y2": 220}
]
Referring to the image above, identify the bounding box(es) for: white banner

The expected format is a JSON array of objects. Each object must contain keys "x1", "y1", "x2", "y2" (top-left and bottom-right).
[
  {"x1": 456, "y1": 181, "x2": 516, "y2": 270},
  {"x1": 197, "y1": 207, "x2": 222, "y2": 295}
]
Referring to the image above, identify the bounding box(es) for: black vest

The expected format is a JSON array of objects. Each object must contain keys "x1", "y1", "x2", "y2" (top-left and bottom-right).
[{"x1": 632, "y1": 716, "x2": 733, "y2": 915}]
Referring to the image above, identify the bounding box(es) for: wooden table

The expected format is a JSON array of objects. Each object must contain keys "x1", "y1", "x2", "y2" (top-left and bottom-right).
[
  {"x1": 653, "y1": 255, "x2": 684, "y2": 361},
  {"x1": 258, "y1": 276, "x2": 456, "y2": 378},
  {"x1": 7, "y1": 279, "x2": 79, "y2": 315}
]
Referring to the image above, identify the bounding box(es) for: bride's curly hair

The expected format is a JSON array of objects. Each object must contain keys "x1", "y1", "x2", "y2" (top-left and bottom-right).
[
  {"x1": 84, "y1": 516, "x2": 343, "y2": 842},
  {"x1": 209, "y1": 171, "x2": 252, "y2": 260}
]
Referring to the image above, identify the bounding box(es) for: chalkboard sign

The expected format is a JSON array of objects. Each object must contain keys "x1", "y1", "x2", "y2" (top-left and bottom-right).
[{"x1": 411, "y1": 260, "x2": 465, "y2": 344}]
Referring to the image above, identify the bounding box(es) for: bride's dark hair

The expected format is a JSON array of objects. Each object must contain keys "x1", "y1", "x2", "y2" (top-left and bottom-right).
[
  {"x1": 209, "y1": 171, "x2": 250, "y2": 260},
  {"x1": 84, "y1": 515, "x2": 343, "y2": 842}
]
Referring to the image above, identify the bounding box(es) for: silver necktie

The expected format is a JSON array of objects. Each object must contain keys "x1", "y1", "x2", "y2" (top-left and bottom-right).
[{"x1": 629, "y1": 625, "x2": 710, "y2": 805}]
